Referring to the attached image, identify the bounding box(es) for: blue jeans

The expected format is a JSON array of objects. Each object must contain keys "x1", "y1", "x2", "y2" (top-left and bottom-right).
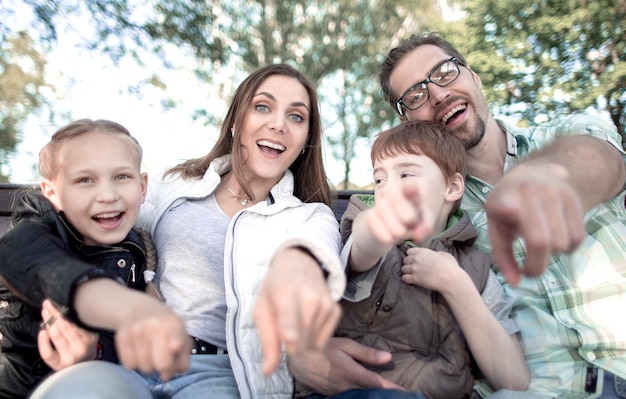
[
  {"x1": 29, "y1": 361, "x2": 151, "y2": 399},
  {"x1": 305, "y1": 389, "x2": 426, "y2": 399},
  {"x1": 30, "y1": 355, "x2": 240, "y2": 399},
  {"x1": 603, "y1": 371, "x2": 626, "y2": 398},
  {"x1": 143, "y1": 354, "x2": 238, "y2": 399}
]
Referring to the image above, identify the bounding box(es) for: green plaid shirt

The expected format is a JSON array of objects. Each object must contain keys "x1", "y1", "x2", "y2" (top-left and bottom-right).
[{"x1": 465, "y1": 113, "x2": 626, "y2": 398}]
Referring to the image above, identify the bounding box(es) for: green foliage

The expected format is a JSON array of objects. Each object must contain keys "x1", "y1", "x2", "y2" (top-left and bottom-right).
[
  {"x1": 220, "y1": 0, "x2": 443, "y2": 188},
  {"x1": 461, "y1": 0, "x2": 625, "y2": 144},
  {"x1": 0, "y1": 1, "x2": 507, "y2": 186},
  {"x1": 2, "y1": 0, "x2": 448, "y2": 185},
  {"x1": 0, "y1": 31, "x2": 48, "y2": 182},
  {"x1": 3, "y1": 0, "x2": 625, "y2": 183}
]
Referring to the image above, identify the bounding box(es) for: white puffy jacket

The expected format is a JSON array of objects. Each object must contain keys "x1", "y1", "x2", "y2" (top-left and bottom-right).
[{"x1": 137, "y1": 155, "x2": 345, "y2": 398}]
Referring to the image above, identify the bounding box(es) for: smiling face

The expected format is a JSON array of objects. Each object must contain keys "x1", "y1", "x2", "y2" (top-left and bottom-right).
[
  {"x1": 237, "y1": 74, "x2": 310, "y2": 184},
  {"x1": 41, "y1": 130, "x2": 148, "y2": 246},
  {"x1": 389, "y1": 44, "x2": 490, "y2": 151}
]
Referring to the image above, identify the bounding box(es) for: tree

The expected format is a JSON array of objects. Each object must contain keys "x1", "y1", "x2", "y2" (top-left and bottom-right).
[
  {"x1": 226, "y1": 0, "x2": 443, "y2": 188},
  {"x1": 0, "y1": 31, "x2": 49, "y2": 182},
  {"x1": 460, "y1": 0, "x2": 625, "y2": 145},
  {"x1": 4, "y1": 0, "x2": 446, "y2": 186},
  {"x1": 134, "y1": 0, "x2": 444, "y2": 187}
]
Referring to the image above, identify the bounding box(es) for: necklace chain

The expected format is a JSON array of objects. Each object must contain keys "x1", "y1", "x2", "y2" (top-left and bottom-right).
[{"x1": 226, "y1": 186, "x2": 249, "y2": 206}]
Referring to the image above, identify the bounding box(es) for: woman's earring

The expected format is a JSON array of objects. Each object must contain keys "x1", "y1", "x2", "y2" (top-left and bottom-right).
[
  {"x1": 231, "y1": 127, "x2": 235, "y2": 137},
  {"x1": 300, "y1": 147, "x2": 306, "y2": 155}
]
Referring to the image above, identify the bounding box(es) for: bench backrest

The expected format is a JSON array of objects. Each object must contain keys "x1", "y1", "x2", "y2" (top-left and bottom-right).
[
  {"x1": 0, "y1": 184, "x2": 27, "y2": 235},
  {"x1": 0, "y1": 184, "x2": 372, "y2": 236}
]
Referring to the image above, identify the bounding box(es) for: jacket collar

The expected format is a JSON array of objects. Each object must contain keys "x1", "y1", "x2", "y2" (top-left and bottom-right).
[{"x1": 204, "y1": 154, "x2": 295, "y2": 205}]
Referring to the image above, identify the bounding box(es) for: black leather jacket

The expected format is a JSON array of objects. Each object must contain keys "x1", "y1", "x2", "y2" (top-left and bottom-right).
[{"x1": 0, "y1": 188, "x2": 149, "y2": 399}]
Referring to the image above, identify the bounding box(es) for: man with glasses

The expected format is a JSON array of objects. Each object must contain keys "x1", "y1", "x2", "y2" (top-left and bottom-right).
[
  {"x1": 394, "y1": 56, "x2": 462, "y2": 116},
  {"x1": 290, "y1": 32, "x2": 626, "y2": 399}
]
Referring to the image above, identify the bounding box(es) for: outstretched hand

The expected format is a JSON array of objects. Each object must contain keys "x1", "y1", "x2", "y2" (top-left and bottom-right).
[
  {"x1": 486, "y1": 164, "x2": 585, "y2": 285},
  {"x1": 114, "y1": 301, "x2": 191, "y2": 381},
  {"x1": 71, "y1": 278, "x2": 191, "y2": 381},
  {"x1": 38, "y1": 299, "x2": 99, "y2": 371},
  {"x1": 365, "y1": 182, "x2": 434, "y2": 246},
  {"x1": 254, "y1": 247, "x2": 341, "y2": 376}
]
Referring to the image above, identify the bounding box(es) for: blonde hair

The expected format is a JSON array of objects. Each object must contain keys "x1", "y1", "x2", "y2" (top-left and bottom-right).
[{"x1": 39, "y1": 119, "x2": 142, "y2": 179}]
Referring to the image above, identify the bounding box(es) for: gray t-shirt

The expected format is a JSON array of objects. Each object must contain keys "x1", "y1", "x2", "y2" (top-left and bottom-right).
[
  {"x1": 153, "y1": 193, "x2": 229, "y2": 349},
  {"x1": 480, "y1": 269, "x2": 518, "y2": 335}
]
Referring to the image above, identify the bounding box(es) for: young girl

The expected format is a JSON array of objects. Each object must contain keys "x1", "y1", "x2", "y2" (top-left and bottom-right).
[{"x1": 0, "y1": 120, "x2": 189, "y2": 399}]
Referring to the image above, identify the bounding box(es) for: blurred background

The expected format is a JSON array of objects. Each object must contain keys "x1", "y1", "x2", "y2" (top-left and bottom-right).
[{"x1": 0, "y1": 0, "x2": 624, "y2": 188}]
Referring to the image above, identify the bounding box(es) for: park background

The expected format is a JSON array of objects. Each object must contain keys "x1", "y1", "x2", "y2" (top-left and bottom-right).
[{"x1": 0, "y1": 0, "x2": 624, "y2": 188}]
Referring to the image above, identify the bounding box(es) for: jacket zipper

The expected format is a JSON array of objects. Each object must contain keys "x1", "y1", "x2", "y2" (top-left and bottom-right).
[{"x1": 130, "y1": 263, "x2": 136, "y2": 283}]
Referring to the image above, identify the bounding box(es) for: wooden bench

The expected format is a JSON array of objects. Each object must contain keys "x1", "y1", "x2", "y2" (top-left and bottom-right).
[{"x1": 0, "y1": 184, "x2": 372, "y2": 235}]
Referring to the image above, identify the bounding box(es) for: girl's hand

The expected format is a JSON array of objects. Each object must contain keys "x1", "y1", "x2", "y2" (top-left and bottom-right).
[{"x1": 38, "y1": 299, "x2": 99, "y2": 371}]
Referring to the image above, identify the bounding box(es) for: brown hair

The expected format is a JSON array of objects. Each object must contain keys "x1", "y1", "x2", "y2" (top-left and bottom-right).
[
  {"x1": 371, "y1": 121, "x2": 466, "y2": 210},
  {"x1": 39, "y1": 119, "x2": 142, "y2": 179},
  {"x1": 379, "y1": 32, "x2": 467, "y2": 113},
  {"x1": 164, "y1": 64, "x2": 331, "y2": 206}
]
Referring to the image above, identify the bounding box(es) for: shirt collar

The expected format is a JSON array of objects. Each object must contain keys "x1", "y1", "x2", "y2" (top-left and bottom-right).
[{"x1": 496, "y1": 119, "x2": 518, "y2": 157}]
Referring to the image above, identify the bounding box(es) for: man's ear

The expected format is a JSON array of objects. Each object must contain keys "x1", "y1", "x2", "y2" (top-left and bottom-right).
[
  {"x1": 40, "y1": 179, "x2": 62, "y2": 210},
  {"x1": 445, "y1": 172, "x2": 465, "y2": 203},
  {"x1": 140, "y1": 172, "x2": 148, "y2": 203}
]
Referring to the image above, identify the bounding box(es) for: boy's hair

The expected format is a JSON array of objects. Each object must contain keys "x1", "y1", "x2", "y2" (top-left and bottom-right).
[
  {"x1": 371, "y1": 121, "x2": 467, "y2": 210},
  {"x1": 379, "y1": 32, "x2": 466, "y2": 112},
  {"x1": 39, "y1": 119, "x2": 143, "y2": 179}
]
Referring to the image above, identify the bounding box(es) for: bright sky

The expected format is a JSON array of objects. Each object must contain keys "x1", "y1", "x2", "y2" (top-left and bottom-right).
[
  {"x1": 7, "y1": 10, "x2": 375, "y2": 188},
  {"x1": 10, "y1": 48, "x2": 223, "y2": 183},
  {"x1": 8, "y1": 0, "x2": 472, "y2": 187}
]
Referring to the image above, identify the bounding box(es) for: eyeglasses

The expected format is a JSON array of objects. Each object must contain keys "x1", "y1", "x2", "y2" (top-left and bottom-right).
[{"x1": 395, "y1": 57, "x2": 462, "y2": 116}]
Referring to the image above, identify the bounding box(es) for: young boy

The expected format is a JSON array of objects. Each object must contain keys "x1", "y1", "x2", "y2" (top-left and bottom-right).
[
  {"x1": 0, "y1": 119, "x2": 189, "y2": 399},
  {"x1": 298, "y1": 121, "x2": 529, "y2": 398}
]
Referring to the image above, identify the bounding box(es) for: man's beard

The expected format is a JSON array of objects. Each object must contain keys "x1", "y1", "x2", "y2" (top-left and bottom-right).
[
  {"x1": 436, "y1": 96, "x2": 486, "y2": 150},
  {"x1": 456, "y1": 116, "x2": 486, "y2": 151}
]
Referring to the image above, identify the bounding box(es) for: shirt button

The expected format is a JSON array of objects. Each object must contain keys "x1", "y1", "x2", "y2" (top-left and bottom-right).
[
  {"x1": 481, "y1": 187, "x2": 490, "y2": 194},
  {"x1": 547, "y1": 276, "x2": 556, "y2": 284},
  {"x1": 587, "y1": 352, "x2": 596, "y2": 361},
  {"x1": 117, "y1": 259, "x2": 127, "y2": 268},
  {"x1": 382, "y1": 304, "x2": 392, "y2": 312}
]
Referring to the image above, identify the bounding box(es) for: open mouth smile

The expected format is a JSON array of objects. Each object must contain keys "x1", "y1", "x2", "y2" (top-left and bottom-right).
[
  {"x1": 257, "y1": 140, "x2": 286, "y2": 155},
  {"x1": 441, "y1": 104, "x2": 467, "y2": 125}
]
